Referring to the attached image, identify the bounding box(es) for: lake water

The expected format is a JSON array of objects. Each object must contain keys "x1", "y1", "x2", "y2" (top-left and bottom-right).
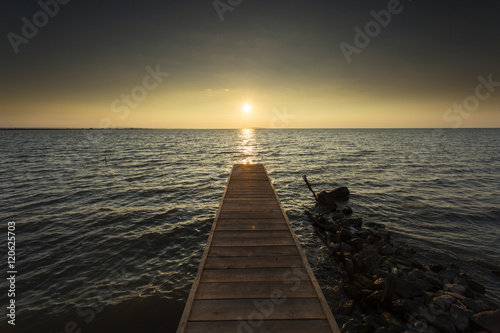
[{"x1": 0, "y1": 128, "x2": 499, "y2": 332}]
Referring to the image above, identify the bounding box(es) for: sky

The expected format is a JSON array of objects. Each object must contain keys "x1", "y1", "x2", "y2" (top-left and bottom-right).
[{"x1": 1, "y1": 0, "x2": 499, "y2": 129}]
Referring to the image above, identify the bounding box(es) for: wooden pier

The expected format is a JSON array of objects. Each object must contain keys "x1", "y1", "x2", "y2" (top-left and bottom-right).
[{"x1": 177, "y1": 164, "x2": 340, "y2": 333}]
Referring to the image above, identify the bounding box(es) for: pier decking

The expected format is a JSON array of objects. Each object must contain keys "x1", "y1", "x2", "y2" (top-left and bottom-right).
[{"x1": 177, "y1": 164, "x2": 340, "y2": 333}]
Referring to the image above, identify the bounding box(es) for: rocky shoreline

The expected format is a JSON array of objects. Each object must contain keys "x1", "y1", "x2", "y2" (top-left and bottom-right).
[{"x1": 304, "y1": 205, "x2": 500, "y2": 333}]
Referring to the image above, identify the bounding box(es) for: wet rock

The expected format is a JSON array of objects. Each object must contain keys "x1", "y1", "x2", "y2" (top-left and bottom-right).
[
  {"x1": 392, "y1": 298, "x2": 422, "y2": 314},
  {"x1": 354, "y1": 273, "x2": 374, "y2": 290},
  {"x1": 397, "y1": 277, "x2": 423, "y2": 299},
  {"x1": 345, "y1": 259, "x2": 355, "y2": 280},
  {"x1": 444, "y1": 283, "x2": 466, "y2": 295},
  {"x1": 367, "y1": 235, "x2": 377, "y2": 245},
  {"x1": 466, "y1": 279, "x2": 486, "y2": 295},
  {"x1": 432, "y1": 294, "x2": 455, "y2": 311},
  {"x1": 380, "y1": 244, "x2": 395, "y2": 255},
  {"x1": 410, "y1": 268, "x2": 427, "y2": 280},
  {"x1": 373, "y1": 277, "x2": 385, "y2": 290},
  {"x1": 395, "y1": 243, "x2": 414, "y2": 258},
  {"x1": 374, "y1": 327, "x2": 392, "y2": 333},
  {"x1": 337, "y1": 228, "x2": 352, "y2": 242},
  {"x1": 453, "y1": 315, "x2": 470, "y2": 333},
  {"x1": 424, "y1": 273, "x2": 444, "y2": 289},
  {"x1": 332, "y1": 212, "x2": 345, "y2": 222},
  {"x1": 378, "y1": 312, "x2": 406, "y2": 331},
  {"x1": 359, "y1": 248, "x2": 382, "y2": 273},
  {"x1": 343, "y1": 284, "x2": 361, "y2": 301},
  {"x1": 439, "y1": 269, "x2": 460, "y2": 284},
  {"x1": 346, "y1": 237, "x2": 364, "y2": 252},
  {"x1": 415, "y1": 279, "x2": 434, "y2": 292},
  {"x1": 382, "y1": 273, "x2": 398, "y2": 308},
  {"x1": 338, "y1": 299, "x2": 355, "y2": 315},
  {"x1": 353, "y1": 322, "x2": 374, "y2": 333},
  {"x1": 342, "y1": 206, "x2": 353, "y2": 216},
  {"x1": 355, "y1": 229, "x2": 371, "y2": 239},
  {"x1": 366, "y1": 222, "x2": 386, "y2": 230},
  {"x1": 471, "y1": 309, "x2": 500, "y2": 333},
  {"x1": 380, "y1": 230, "x2": 391, "y2": 243},
  {"x1": 429, "y1": 264, "x2": 446, "y2": 273},
  {"x1": 460, "y1": 298, "x2": 491, "y2": 313},
  {"x1": 341, "y1": 242, "x2": 354, "y2": 254},
  {"x1": 428, "y1": 313, "x2": 457, "y2": 333},
  {"x1": 366, "y1": 290, "x2": 384, "y2": 305},
  {"x1": 381, "y1": 259, "x2": 396, "y2": 271}
]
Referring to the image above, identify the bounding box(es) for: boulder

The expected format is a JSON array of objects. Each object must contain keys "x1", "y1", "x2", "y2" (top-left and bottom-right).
[
  {"x1": 354, "y1": 273, "x2": 373, "y2": 290},
  {"x1": 428, "y1": 313, "x2": 457, "y2": 333},
  {"x1": 467, "y1": 279, "x2": 486, "y2": 295},
  {"x1": 338, "y1": 299, "x2": 355, "y2": 314},
  {"x1": 380, "y1": 244, "x2": 395, "y2": 255},
  {"x1": 343, "y1": 284, "x2": 361, "y2": 301},
  {"x1": 439, "y1": 269, "x2": 460, "y2": 284},
  {"x1": 373, "y1": 278, "x2": 385, "y2": 290},
  {"x1": 359, "y1": 248, "x2": 382, "y2": 273},
  {"x1": 432, "y1": 294, "x2": 455, "y2": 311},
  {"x1": 397, "y1": 277, "x2": 423, "y2": 299},
  {"x1": 471, "y1": 309, "x2": 500, "y2": 333},
  {"x1": 347, "y1": 216, "x2": 363, "y2": 228},
  {"x1": 317, "y1": 187, "x2": 349, "y2": 205}
]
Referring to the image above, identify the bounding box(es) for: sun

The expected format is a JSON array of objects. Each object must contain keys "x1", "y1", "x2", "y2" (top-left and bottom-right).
[{"x1": 243, "y1": 104, "x2": 252, "y2": 113}]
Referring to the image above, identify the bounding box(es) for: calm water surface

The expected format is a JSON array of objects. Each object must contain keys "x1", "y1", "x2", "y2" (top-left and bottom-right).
[{"x1": 0, "y1": 129, "x2": 499, "y2": 332}]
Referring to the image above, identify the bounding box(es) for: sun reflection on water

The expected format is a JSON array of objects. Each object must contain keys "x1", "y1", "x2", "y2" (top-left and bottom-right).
[{"x1": 238, "y1": 128, "x2": 257, "y2": 164}]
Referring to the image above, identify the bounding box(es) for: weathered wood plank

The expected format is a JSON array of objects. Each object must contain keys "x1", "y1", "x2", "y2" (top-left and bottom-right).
[
  {"x1": 196, "y1": 281, "x2": 317, "y2": 299},
  {"x1": 213, "y1": 230, "x2": 290, "y2": 239},
  {"x1": 189, "y1": 299, "x2": 327, "y2": 321},
  {"x1": 211, "y1": 237, "x2": 295, "y2": 247},
  {"x1": 201, "y1": 267, "x2": 310, "y2": 283},
  {"x1": 208, "y1": 246, "x2": 299, "y2": 257},
  {"x1": 215, "y1": 223, "x2": 289, "y2": 231},
  {"x1": 204, "y1": 255, "x2": 303, "y2": 269},
  {"x1": 185, "y1": 320, "x2": 333, "y2": 333}
]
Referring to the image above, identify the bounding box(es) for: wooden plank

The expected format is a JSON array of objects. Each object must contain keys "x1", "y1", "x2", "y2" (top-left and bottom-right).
[
  {"x1": 213, "y1": 230, "x2": 290, "y2": 238},
  {"x1": 208, "y1": 246, "x2": 299, "y2": 257},
  {"x1": 204, "y1": 255, "x2": 303, "y2": 269},
  {"x1": 196, "y1": 281, "x2": 317, "y2": 299},
  {"x1": 215, "y1": 223, "x2": 289, "y2": 231},
  {"x1": 189, "y1": 299, "x2": 327, "y2": 321},
  {"x1": 201, "y1": 267, "x2": 310, "y2": 283},
  {"x1": 185, "y1": 320, "x2": 333, "y2": 333},
  {"x1": 211, "y1": 237, "x2": 295, "y2": 247}
]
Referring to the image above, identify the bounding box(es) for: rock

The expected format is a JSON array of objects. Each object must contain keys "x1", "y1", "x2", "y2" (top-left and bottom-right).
[
  {"x1": 354, "y1": 273, "x2": 374, "y2": 289},
  {"x1": 374, "y1": 327, "x2": 392, "y2": 333},
  {"x1": 460, "y1": 298, "x2": 491, "y2": 313},
  {"x1": 395, "y1": 243, "x2": 414, "y2": 257},
  {"x1": 432, "y1": 294, "x2": 455, "y2": 311},
  {"x1": 338, "y1": 299, "x2": 355, "y2": 314},
  {"x1": 346, "y1": 237, "x2": 364, "y2": 252},
  {"x1": 373, "y1": 278, "x2": 385, "y2": 290},
  {"x1": 453, "y1": 315, "x2": 469, "y2": 333},
  {"x1": 378, "y1": 312, "x2": 406, "y2": 331},
  {"x1": 366, "y1": 290, "x2": 384, "y2": 305},
  {"x1": 366, "y1": 222, "x2": 386, "y2": 230},
  {"x1": 332, "y1": 212, "x2": 344, "y2": 222},
  {"x1": 381, "y1": 259, "x2": 396, "y2": 271},
  {"x1": 444, "y1": 283, "x2": 466, "y2": 295},
  {"x1": 429, "y1": 264, "x2": 446, "y2": 273},
  {"x1": 359, "y1": 248, "x2": 382, "y2": 273},
  {"x1": 439, "y1": 269, "x2": 460, "y2": 284},
  {"x1": 428, "y1": 313, "x2": 457, "y2": 333},
  {"x1": 472, "y1": 310, "x2": 500, "y2": 333},
  {"x1": 415, "y1": 279, "x2": 434, "y2": 292},
  {"x1": 382, "y1": 273, "x2": 398, "y2": 308},
  {"x1": 355, "y1": 228, "x2": 371, "y2": 239},
  {"x1": 341, "y1": 242, "x2": 354, "y2": 254},
  {"x1": 467, "y1": 279, "x2": 486, "y2": 294},
  {"x1": 345, "y1": 259, "x2": 355, "y2": 280},
  {"x1": 410, "y1": 268, "x2": 427, "y2": 280},
  {"x1": 367, "y1": 235, "x2": 377, "y2": 245},
  {"x1": 392, "y1": 298, "x2": 422, "y2": 314},
  {"x1": 450, "y1": 304, "x2": 474, "y2": 319},
  {"x1": 397, "y1": 277, "x2": 423, "y2": 299},
  {"x1": 424, "y1": 273, "x2": 444, "y2": 289},
  {"x1": 380, "y1": 244, "x2": 394, "y2": 255},
  {"x1": 342, "y1": 206, "x2": 353, "y2": 216},
  {"x1": 380, "y1": 230, "x2": 391, "y2": 243},
  {"x1": 337, "y1": 228, "x2": 352, "y2": 242},
  {"x1": 343, "y1": 284, "x2": 361, "y2": 301},
  {"x1": 353, "y1": 323, "x2": 374, "y2": 333}
]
